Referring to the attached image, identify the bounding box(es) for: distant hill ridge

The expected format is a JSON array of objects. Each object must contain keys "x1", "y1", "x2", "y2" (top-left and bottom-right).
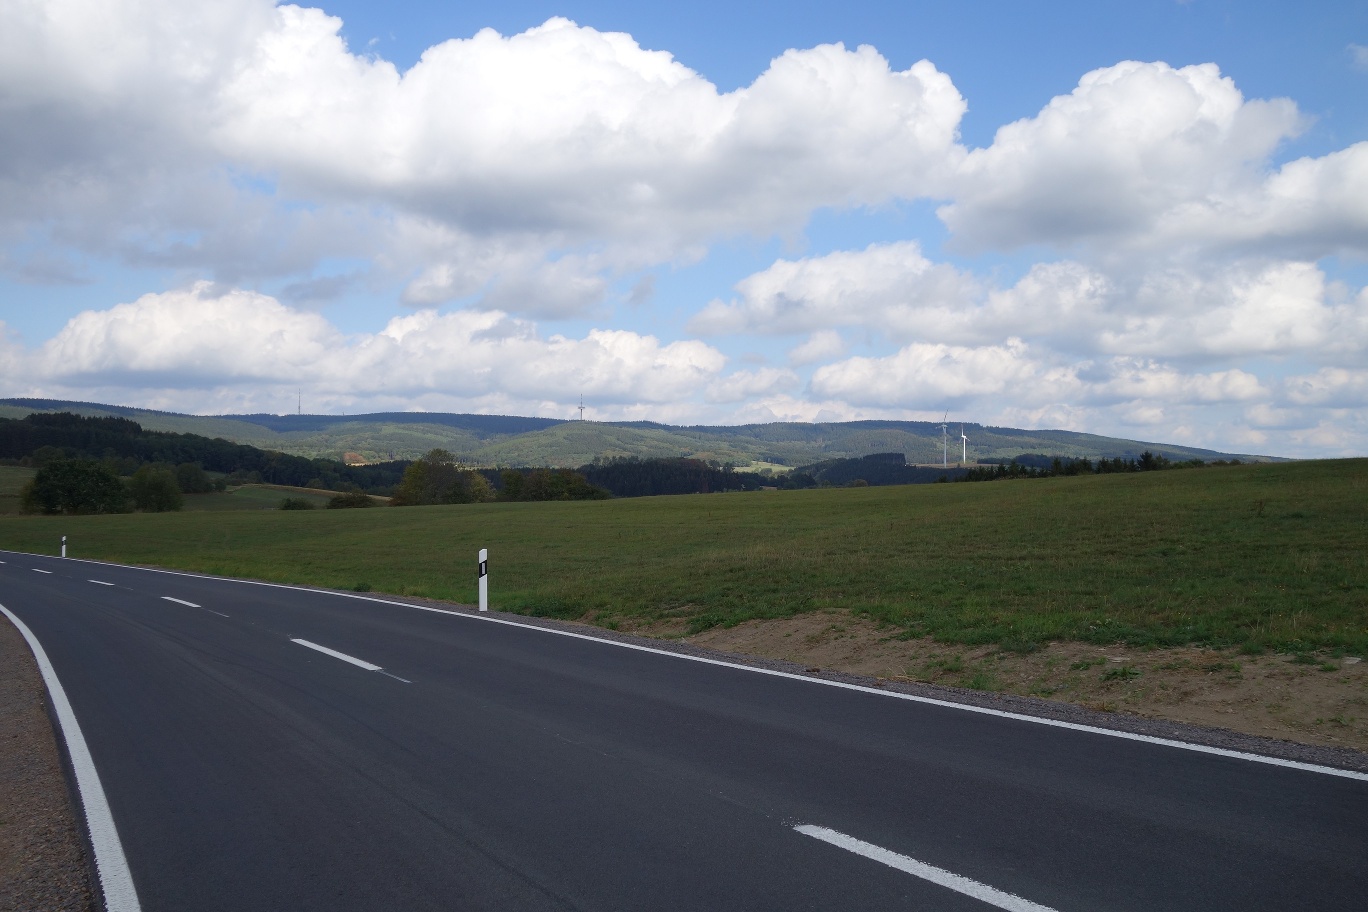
[{"x1": 0, "y1": 398, "x2": 1278, "y2": 467}]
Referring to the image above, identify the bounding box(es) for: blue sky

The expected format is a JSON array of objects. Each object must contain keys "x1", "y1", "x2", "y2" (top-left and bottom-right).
[{"x1": 2, "y1": 0, "x2": 1366, "y2": 456}]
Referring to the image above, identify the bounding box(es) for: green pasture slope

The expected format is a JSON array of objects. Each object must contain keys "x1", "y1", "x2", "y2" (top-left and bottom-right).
[
  {"x1": 181, "y1": 485, "x2": 342, "y2": 511},
  {"x1": 0, "y1": 459, "x2": 1363, "y2": 654}
]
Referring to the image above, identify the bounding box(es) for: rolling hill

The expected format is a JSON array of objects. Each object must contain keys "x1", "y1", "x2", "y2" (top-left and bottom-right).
[{"x1": 0, "y1": 398, "x2": 1276, "y2": 467}]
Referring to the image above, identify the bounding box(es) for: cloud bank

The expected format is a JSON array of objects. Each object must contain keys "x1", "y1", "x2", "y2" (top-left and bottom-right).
[{"x1": 2, "y1": 3, "x2": 1366, "y2": 457}]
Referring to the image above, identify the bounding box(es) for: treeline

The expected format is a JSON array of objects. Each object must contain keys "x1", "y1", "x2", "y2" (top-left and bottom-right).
[
  {"x1": 0, "y1": 413, "x2": 407, "y2": 492},
  {"x1": 790, "y1": 452, "x2": 968, "y2": 487},
  {"x1": 577, "y1": 457, "x2": 764, "y2": 497},
  {"x1": 959, "y1": 451, "x2": 1242, "y2": 482},
  {"x1": 568, "y1": 453, "x2": 964, "y2": 496},
  {"x1": 388, "y1": 450, "x2": 611, "y2": 505}
]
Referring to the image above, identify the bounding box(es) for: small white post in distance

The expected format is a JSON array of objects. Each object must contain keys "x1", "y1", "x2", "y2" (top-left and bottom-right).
[
  {"x1": 61, "y1": 536, "x2": 67, "y2": 558},
  {"x1": 478, "y1": 548, "x2": 488, "y2": 612}
]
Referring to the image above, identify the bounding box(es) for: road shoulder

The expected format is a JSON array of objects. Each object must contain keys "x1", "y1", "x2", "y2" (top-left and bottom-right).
[{"x1": 0, "y1": 613, "x2": 95, "y2": 912}]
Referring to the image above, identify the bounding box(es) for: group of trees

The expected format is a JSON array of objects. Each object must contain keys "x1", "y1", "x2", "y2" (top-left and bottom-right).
[
  {"x1": 20, "y1": 460, "x2": 130, "y2": 515},
  {"x1": 391, "y1": 450, "x2": 495, "y2": 505},
  {"x1": 499, "y1": 467, "x2": 610, "y2": 501},
  {"x1": 390, "y1": 451, "x2": 610, "y2": 505},
  {"x1": 19, "y1": 458, "x2": 227, "y2": 515}
]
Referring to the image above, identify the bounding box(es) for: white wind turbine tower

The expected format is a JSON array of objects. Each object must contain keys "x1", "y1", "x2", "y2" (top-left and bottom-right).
[
  {"x1": 939, "y1": 412, "x2": 950, "y2": 467},
  {"x1": 961, "y1": 425, "x2": 968, "y2": 465}
]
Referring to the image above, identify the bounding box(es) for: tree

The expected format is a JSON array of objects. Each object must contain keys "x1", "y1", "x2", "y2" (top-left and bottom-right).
[
  {"x1": 500, "y1": 469, "x2": 526, "y2": 501},
  {"x1": 129, "y1": 465, "x2": 184, "y2": 512},
  {"x1": 30, "y1": 445, "x2": 69, "y2": 466},
  {"x1": 174, "y1": 462, "x2": 214, "y2": 494},
  {"x1": 20, "y1": 459, "x2": 130, "y2": 515}
]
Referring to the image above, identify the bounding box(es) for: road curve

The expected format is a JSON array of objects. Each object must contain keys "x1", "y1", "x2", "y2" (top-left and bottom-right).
[{"x1": 2, "y1": 550, "x2": 1366, "y2": 911}]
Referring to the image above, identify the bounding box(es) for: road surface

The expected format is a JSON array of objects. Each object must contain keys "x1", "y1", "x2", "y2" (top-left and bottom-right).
[{"x1": 2, "y1": 550, "x2": 1365, "y2": 911}]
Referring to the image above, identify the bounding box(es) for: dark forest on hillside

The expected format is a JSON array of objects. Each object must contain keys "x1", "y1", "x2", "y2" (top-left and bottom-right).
[
  {"x1": 577, "y1": 457, "x2": 765, "y2": 496},
  {"x1": 0, "y1": 413, "x2": 407, "y2": 493}
]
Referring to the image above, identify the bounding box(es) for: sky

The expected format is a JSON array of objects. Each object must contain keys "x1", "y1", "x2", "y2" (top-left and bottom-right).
[{"x1": 2, "y1": 0, "x2": 1367, "y2": 457}]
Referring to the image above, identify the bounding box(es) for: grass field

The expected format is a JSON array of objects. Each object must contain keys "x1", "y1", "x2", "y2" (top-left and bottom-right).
[
  {"x1": 0, "y1": 460, "x2": 1363, "y2": 654},
  {"x1": 183, "y1": 484, "x2": 348, "y2": 511}
]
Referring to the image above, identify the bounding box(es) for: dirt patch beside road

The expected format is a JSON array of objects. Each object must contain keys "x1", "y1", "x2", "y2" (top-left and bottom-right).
[
  {"x1": 0, "y1": 615, "x2": 95, "y2": 912},
  {"x1": 680, "y1": 612, "x2": 1368, "y2": 753}
]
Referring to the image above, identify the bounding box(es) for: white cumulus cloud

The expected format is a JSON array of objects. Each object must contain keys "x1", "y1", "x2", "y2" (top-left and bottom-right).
[
  {"x1": 30, "y1": 282, "x2": 726, "y2": 408},
  {"x1": 690, "y1": 241, "x2": 981, "y2": 338},
  {"x1": 941, "y1": 61, "x2": 1301, "y2": 247},
  {"x1": 0, "y1": 2, "x2": 968, "y2": 310},
  {"x1": 810, "y1": 339, "x2": 1076, "y2": 408}
]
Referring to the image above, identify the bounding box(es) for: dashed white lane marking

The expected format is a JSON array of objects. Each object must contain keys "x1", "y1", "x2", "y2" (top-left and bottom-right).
[
  {"x1": 18, "y1": 551, "x2": 1368, "y2": 782},
  {"x1": 89, "y1": 580, "x2": 115, "y2": 586},
  {"x1": 160, "y1": 596, "x2": 229, "y2": 618},
  {"x1": 795, "y1": 825, "x2": 1058, "y2": 912},
  {"x1": 0, "y1": 602, "x2": 143, "y2": 911},
  {"x1": 32, "y1": 568, "x2": 52, "y2": 574},
  {"x1": 291, "y1": 638, "x2": 383, "y2": 672}
]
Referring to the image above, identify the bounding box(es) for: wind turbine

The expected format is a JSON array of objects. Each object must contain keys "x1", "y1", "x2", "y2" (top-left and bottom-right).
[
  {"x1": 939, "y1": 412, "x2": 949, "y2": 467},
  {"x1": 961, "y1": 425, "x2": 968, "y2": 465}
]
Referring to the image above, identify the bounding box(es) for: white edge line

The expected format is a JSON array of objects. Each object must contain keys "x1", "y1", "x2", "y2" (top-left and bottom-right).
[
  {"x1": 14, "y1": 550, "x2": 1368, "y2": 783},
  {"x1": 795, "y1": 825, "x2": 1057, "y2": 912},
  {"x1": 0, "y1": 601, "x2": 142, "y2": 912},
  {"x1": 290, "y1": 638, "x2": 383, "y2": 671}
]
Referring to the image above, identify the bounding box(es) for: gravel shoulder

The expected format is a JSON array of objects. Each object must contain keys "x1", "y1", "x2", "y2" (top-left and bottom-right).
[{"x1": 0, "y1": 614, "x2": 95, "y2": 912}]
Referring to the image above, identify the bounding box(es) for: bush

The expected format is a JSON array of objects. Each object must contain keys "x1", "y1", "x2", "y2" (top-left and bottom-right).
[
  {"x1": 327, "y1": 491, "x2": 375, "y2": 509},
  {"x1": 129, "y1": 465, "x2": 184, "y2": 512},
  {"x1": 278, "y1": 497, "x2": 315, "y2": 510},
  {"x1": 21, "y1": 459, "x2": 130, "y2": 515}
]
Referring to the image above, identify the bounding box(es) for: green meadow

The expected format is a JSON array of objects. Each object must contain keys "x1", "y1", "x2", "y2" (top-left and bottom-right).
[
  {"x1": 0, "y1": 460, "x2": 1364, "y2": 654},
  {"x1": 179, "y1": 484, "x2": 342, "y2": 511}
]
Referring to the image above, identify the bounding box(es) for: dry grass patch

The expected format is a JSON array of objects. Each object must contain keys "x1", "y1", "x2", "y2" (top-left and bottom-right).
[{"x1": 688, "y1": 612, "x2": 1368, "y2": 752}]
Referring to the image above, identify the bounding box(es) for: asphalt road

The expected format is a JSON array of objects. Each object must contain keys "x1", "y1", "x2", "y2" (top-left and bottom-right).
[{"x1": 2, "y1": 550, "x2": 1366, "y2": 912}]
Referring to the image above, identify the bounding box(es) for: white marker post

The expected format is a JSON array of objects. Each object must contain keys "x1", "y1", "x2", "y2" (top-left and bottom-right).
[
  {"x1": 61, "y1": 536, "x2": 67, "y2": 558},
  {"x1": 478, "y1": 548, "x2": 488, "y2": 612}
]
